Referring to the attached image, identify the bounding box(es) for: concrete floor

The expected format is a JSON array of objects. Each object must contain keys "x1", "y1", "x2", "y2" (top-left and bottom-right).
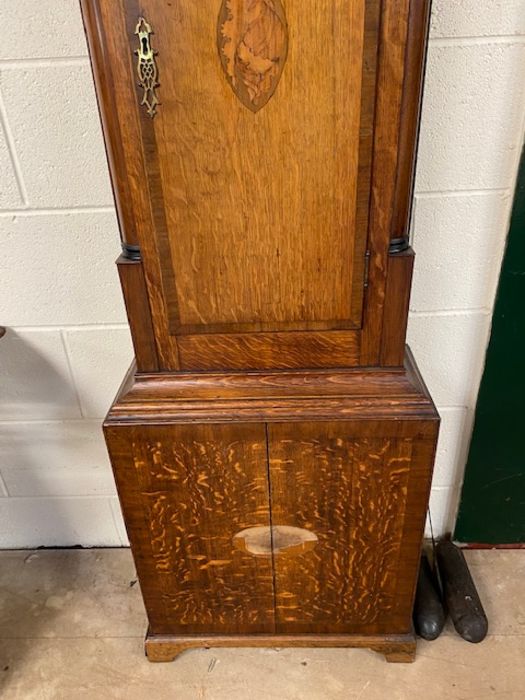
[{"x1": 0, "y1": 549, "x2": 524, "y2": 699}]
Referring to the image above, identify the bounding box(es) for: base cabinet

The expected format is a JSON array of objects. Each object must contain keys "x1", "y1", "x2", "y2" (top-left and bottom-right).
[{"x1": 104, "y1": 358, "x2": 438, "y2": 661}]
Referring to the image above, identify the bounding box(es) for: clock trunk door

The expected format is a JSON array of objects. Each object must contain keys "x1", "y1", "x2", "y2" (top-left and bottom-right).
[{"x1": 93, "y1": 0, "x2": 382, "y2": 370}]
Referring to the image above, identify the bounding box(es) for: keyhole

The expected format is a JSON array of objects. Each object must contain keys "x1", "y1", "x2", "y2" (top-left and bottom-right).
[{"x1": 142, "y1": 37, "x2": 149, "y2": 53}]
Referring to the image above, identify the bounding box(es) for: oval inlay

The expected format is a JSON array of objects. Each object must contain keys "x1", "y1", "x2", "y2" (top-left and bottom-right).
[
  {"x1": 217, "y1": 0, "x2": 289, "y2": 113},
  {"x1": 233, "y1": 525, "x2": 318, "y2": 557}
]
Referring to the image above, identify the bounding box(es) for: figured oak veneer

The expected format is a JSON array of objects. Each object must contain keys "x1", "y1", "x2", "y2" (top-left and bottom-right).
[
  {"x1": 108, "y1": 423, "x2": 274, "y2": 634},
  {"x1": 82, "y1": 0, "x2": 438, "y2": 664},
  {"x1": 156, "y1": 0, "x2": 373, "y2": 334},
  {"x1": 269, "y1": 423, "x2": 415, "y2": 632}
]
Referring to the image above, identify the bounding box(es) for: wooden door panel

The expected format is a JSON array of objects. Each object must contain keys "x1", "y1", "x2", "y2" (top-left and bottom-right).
[
  {"x1": 267, "y1": 421, "x2": 435, "y2": 634},
  {"x1": 112, "y1": 0, "x2": 380, "y2": 337},
  {"x1": 138, "y1": 0, "x2": 379, "y2": 334},
  {"x1": 106, "y1": 423, "x2": 275, "y2": 635}
]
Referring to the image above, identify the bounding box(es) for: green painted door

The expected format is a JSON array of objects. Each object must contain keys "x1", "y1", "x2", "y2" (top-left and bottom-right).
[{"x1": 455, "y1": 150, "x2": 525, "y2": 544}]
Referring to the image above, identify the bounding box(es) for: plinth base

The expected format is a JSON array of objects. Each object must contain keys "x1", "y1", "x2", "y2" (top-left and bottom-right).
[{"x1": 145, "y1": 629, "x2": 417, "y2": 663}]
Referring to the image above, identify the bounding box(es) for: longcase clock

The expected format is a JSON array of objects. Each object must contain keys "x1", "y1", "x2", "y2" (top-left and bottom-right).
[{"x1": 81, "y1": 0, "x2": 439, "y2": 663}]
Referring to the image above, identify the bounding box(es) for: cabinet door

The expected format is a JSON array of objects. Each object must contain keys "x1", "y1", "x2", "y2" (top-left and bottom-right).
[
  {"x1": 86, "y1": 0, "x2": 386, "y2": 370},
  {"x1": 106, "y1": 423, "x2": 274, "y2": 635},
  {"x1": 267, "y1": 421, "x2": 434, "y2": 634}
]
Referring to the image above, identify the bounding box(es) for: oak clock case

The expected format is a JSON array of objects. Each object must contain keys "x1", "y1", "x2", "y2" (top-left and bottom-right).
[{"x1": 81, "y1": 0, "x2": 439, "y2": 663}]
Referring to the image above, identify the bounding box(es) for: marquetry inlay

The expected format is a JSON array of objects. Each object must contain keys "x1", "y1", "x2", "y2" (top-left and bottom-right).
[{"x1": 217, "y1": 0, "x2": 289, "y2": 112}]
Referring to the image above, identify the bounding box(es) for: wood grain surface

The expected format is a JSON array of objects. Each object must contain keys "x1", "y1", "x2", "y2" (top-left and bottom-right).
[
  {"x1": 391, "y1": 0, "x2": 432, "y2": 243},
  {"x1": 148, "y1": 0, "x2": 372, "y2": 333},
  {"x1": 106, "y1": 412, "x2": 436, "y2": 641},
  {"x1": 268, "y1": 422, "x2": 422, "y2": 633},
  {"x1": 117, "y1": 256, "x2": 159, "y2": 372},
  {"x1": 106, "y1": 423, "x2": 275, "y2": 635},
  {"x1": 108, "y1": 348, "x2": 437, "y2": 425},
  {"x1": 380, "y1": 249, "x2": 415, "y2": 367},
  {"x1": 82, "y1": 0, "x2": 180, "y2": 368},
  {"x1": 360, "y1": 0, "x2": 412, "y2": 365},
  {"x1": 145, "y1": 630, "x2": 417, "y2": 663},
  {"x1": 177, "y1": 330, "x2": 360, "y2": 371}
]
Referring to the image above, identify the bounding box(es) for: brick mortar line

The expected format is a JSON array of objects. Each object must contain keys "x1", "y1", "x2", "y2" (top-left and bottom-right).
[
  {"x1": 6, "y1": 324, "x2": 130, "y2": 332},
  {"x1": 430, "y1": 35, "x2": 525, "y2": 47},
  {"x1": 0, "y1": 495, "x2": 117, "y2": 501},
  {"x1": 0, "y1": 206, "x2": 115, "y2": 216},
  {"x1": 0, "y1": 56, "x2": 89, "y2": 68},
  {"x1": 409, "y1": 309, "x2": 491, "y2": 318},
  {"x1": 414, "y1": 187, "x2": 510, "y2": 198}
]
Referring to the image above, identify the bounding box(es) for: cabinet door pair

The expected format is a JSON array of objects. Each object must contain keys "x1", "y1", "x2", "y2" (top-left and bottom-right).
[{"x1": 108, "y1": 421, "x2": 434, "y2": 636}]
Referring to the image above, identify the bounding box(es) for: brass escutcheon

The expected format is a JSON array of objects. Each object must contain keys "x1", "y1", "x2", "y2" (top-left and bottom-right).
[{"x1": 135, "y1": 17, "x2": 159, "y2": 118}]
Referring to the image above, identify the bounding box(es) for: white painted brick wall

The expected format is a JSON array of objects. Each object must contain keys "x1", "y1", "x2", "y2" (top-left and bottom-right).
[
  {"x1": 0, "y1": 1, "x2": 524, "y2": 547},
  {"x1": 411, "y1": 3, "x2": 525, "y2": 537}
]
